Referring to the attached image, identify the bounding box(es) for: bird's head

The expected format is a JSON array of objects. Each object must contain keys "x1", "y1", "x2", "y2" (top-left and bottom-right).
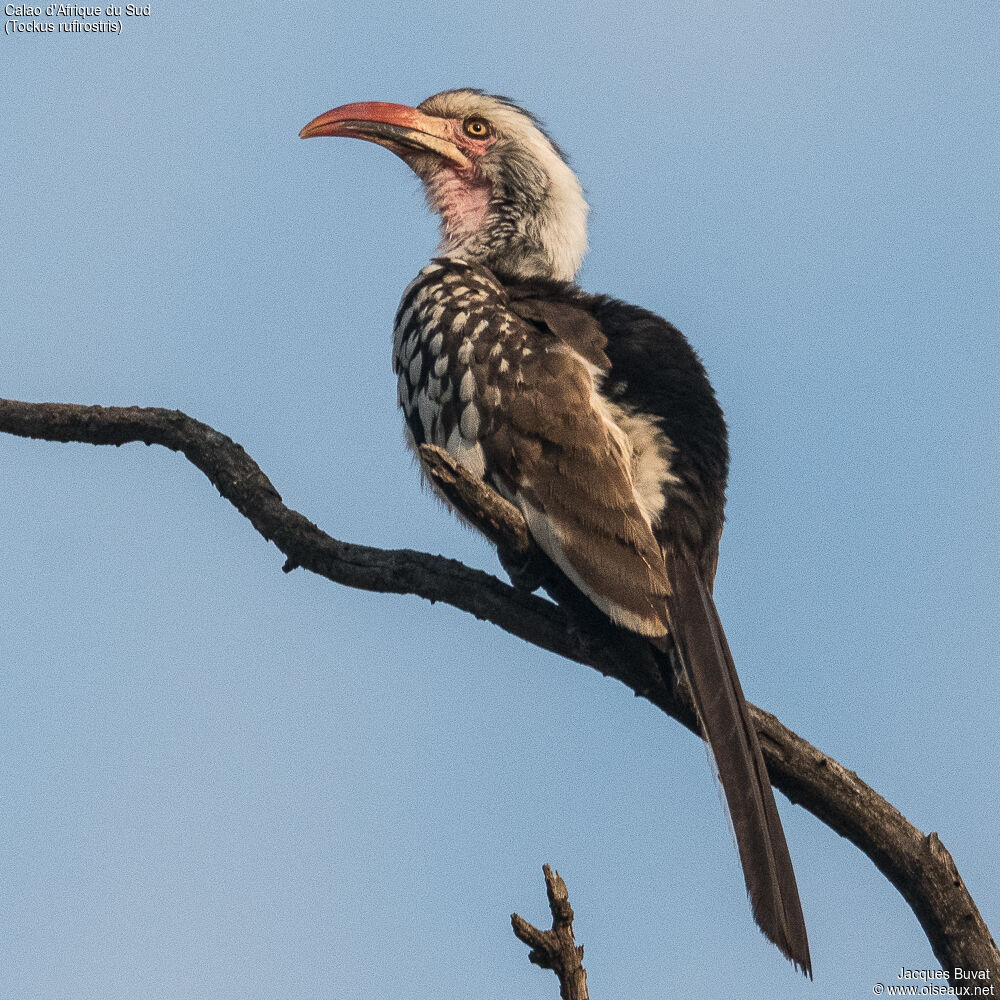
[{"x1": 300, "y1": 88, "x2": 588, "y2": 283}]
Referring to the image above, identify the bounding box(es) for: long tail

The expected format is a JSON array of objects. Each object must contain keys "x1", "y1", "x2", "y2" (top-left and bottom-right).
[{"x1": 660, "y1": 548, "x2": 812, "y2": 977}]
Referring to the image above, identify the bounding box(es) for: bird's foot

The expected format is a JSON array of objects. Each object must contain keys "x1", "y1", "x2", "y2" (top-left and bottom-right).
[{"x1": 498, "y1": 546, "x2": 547, "y2": 593}]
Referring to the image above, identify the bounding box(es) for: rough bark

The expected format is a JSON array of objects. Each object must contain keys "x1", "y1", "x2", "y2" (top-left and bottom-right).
[
  {"x1": 1, "y1": 397, "x2": 997, "y2": 987},
  {"x1": 512, "y1": 866, "x2": 589, "y2": 1000}
]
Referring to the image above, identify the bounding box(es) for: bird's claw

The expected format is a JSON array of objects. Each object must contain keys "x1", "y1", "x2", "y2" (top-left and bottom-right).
[{"x1": 498, "y1": 546, "x2": 547, "y2": 593}]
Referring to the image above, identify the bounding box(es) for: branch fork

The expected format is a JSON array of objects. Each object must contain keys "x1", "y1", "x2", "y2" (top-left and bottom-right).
[{"x1": 512, "y1": 865, "x2": 589, "y2": 1000}]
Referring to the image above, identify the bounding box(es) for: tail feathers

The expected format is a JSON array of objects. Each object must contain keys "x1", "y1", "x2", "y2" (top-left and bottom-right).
[{"x1": 661, "y1": 549, "x2": 812, "y2": 977}]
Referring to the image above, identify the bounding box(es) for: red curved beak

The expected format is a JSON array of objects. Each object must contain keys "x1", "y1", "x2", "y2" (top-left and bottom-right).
[{"x1": 299, "y1": 101, "x2": 469, "y2": 168}]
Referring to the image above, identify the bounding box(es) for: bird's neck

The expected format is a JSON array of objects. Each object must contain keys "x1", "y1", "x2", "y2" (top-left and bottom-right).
[
  {"x1": 425, "y1": 168, "x2": 492, "y2": 251},
  {"x1": 426, "y1": 166, "x2": 588, "y2": 283}
]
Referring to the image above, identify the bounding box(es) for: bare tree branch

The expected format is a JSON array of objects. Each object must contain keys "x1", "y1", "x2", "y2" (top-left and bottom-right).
[
  {"x1": 512, "y1": 865, "x2": 589, "y2": 1000},
  {"x1": 2, "y1": 396, "x2": 997, "y2": 986}
]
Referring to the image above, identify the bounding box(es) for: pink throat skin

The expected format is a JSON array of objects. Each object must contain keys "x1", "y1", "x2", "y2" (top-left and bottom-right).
[{"x1": 427, "y1": 168, "x2": 492, "y2": 248}]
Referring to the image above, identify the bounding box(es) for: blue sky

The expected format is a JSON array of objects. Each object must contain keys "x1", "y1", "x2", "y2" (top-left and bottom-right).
[{"x1": 2, "y1": 1, "x2": 998, "y2": 997}]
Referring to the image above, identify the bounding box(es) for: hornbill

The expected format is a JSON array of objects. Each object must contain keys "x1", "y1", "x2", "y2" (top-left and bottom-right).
[{"x1": 300, "y1": 89, "x2": 811, "y2": 975}]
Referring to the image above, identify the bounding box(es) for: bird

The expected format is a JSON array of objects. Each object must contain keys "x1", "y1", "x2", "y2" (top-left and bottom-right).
[{"x1": 299, "y1": 88, "x2": 811, "y2": 975}]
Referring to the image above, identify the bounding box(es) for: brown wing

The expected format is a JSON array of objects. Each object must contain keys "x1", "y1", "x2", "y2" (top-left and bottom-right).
[
  {"x1": 508, "y1": 296, "x2": 611, "y2": 369},
  {"x1": 480, "y1": 322, "x2": 671, "y2": 638}
]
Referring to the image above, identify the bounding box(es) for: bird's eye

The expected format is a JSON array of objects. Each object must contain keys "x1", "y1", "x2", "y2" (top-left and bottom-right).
[{"x1": 463, "y1": 117, "x2": 490, "y2": 139}]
